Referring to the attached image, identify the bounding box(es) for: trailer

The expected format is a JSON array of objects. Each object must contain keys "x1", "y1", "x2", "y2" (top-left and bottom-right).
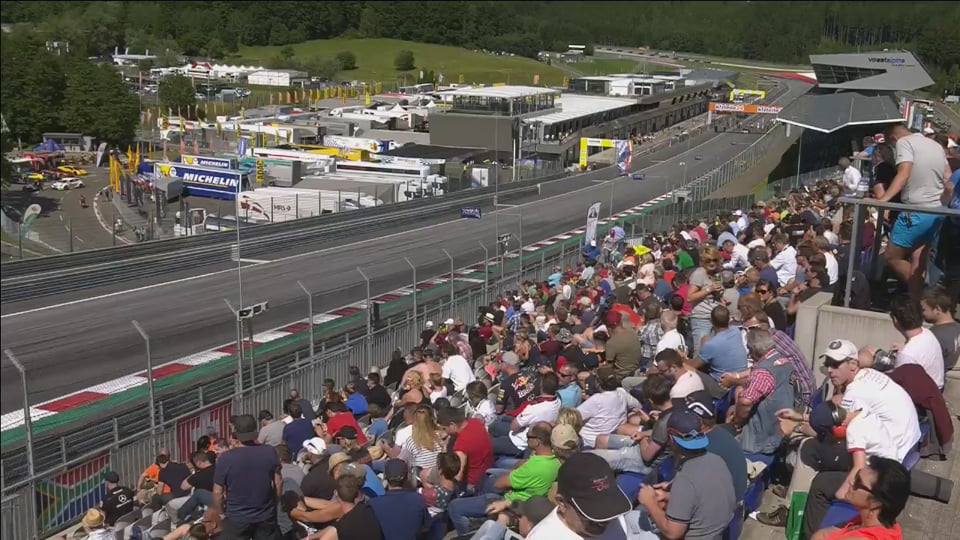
[
  {"x1": 235, "y1": 187, "x2": 380, "y2": 223},
  {"x1": 297, "y1": 173, "x2": 443, "y2": 204}
]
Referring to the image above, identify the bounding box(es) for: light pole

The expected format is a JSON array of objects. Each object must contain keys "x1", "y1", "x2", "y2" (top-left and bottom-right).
[
  {"x1": 442, "y1": 249, "x2": 455, "y2": 309},
  {"x1": 131, "y1": 320, "x2": 156, "y2": 434},
  {"x1": 297, "y1": 281, "x2": 315, "y2": 359},
  {"x1": 495, "y1": 203, "x2": 523, "y2": 283},
  {"x1": 223, "y1": 298, "x2": 244, "y2": 394}
]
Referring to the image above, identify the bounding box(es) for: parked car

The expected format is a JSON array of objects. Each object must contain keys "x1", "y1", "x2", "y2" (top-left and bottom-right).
[
  {"x1": 24, "y1": 171, "x2": 46, "y2": 181},
  {"x1": 51, "y1": 177, "x2": 84, "y2": 190},
  {"x1": 695, "y1": 155, "x2": 703, "y2": 161},
  {"x1": 57, "y1": 165, "x2": 88, "y2": 176}
]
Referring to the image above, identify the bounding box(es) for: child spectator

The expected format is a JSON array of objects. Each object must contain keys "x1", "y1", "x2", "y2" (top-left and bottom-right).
[{"x1": 365, "y1": 404, "x2": 389, "y2": 440}]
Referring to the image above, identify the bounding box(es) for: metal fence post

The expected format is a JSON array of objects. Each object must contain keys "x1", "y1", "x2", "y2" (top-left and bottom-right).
[
  {"x1": 131, "y1": 321, "x2": 156, "y2": 435},
  {"x1": 357, "y1": 267, "x2": 372, "y2": 364},
  {"x1": 223, "y1": 299, "x2": 243, "y2": 394},
  {"x1": 477, "y1": 242, "x2": 488, "y2": 304},
  {"x1": 442, "y1": 248, "x2": 454, "y2": 310},
  {"x1": 4, "y1": 350, "x2": 34, "y2": 478},
  {"x1": 403, "y1": 257, "x2": 417, "y2": 328},
  {"x1": 69, "y1": 218, "x2": 74, "y2": 253},
  {"x1": 297, "y1": 281, "x2": 315, "y2": 359}
]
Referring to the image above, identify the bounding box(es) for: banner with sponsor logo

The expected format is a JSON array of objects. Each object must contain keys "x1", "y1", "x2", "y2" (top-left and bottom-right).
[
  {"x1": 585, "y1": 201, "x2": 602, "y2": 244},
  {"x1": 181, "y1": 154, "x2": 237, "y2": 169},
  {"x1": 154, "y1": 162, "x2": 247, "y2": 200},
  {"x1": 460, "y1": 206, "x2": 482, "y2": 219},
  {"x1": 708, "y1": 102, "x2": 782, "y2": 114}
]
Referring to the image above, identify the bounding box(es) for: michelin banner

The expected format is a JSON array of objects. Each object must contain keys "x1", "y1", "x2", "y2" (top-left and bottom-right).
[{"x1": 585, "y1": 202, "x2": 602, "y2": 244}]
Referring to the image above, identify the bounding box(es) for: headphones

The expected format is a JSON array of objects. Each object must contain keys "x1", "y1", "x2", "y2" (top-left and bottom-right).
[{"x1": 826, "y1": 401, "x2": 849, "y2": 439}]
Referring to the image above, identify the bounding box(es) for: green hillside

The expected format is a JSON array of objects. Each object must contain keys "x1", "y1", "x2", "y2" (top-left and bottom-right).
[{"x1": 236, "y1": 38, "x2": 567, "y2": 87}]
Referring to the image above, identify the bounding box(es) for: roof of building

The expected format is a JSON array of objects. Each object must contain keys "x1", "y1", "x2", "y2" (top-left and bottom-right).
[
  {"x1": 524, "y1": 94, "x2": 636, "y2": 126},
  {"x1": 776, "y1": 90, "x2": 904, "y2": 134},
  {"x1": 606, "y1": 74, "x2": 669, "y2": 84},
  {"x1": 377, "y1": 144, "x2": 482, "y2": 160},
  {"x1": 683, "y1": 68, "x2": 737, "y2": 82},
  {"x1": 447, "y1": 85, "x2": 559, "y2": 99},
  {"x1": 249, "y1": 69, "x2": 309, "y2": 77}
]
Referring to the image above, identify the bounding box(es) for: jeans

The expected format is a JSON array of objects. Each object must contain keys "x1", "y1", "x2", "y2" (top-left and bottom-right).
[
  {"x1": 606, "y1": 435, "x2": 635, "y2": 449},
  {"x1": 480, "y1": 469, "x2": 512, "y2": 495},
  {"x1": 590, "y1": 447, "x2": 651, "y2": 474},
  {"x1": 492, "y1": 436, "x2": 524, "y2": 457},
  {"x1": 220, "y1": 516, "x2": 281, "y2": 540},
  {"x1": 489, "y1": 416, "x2": 514, "y2": 438},
  {"x1": 176, "y1": 489, "x2": 213, "y2": 522},
  {"x1": 689, "y1": 317, "x2": 712, "y2": 355},
  {"x1": 447, "y1": 493, "x2": 504, "y2": 535},
  {"x1": 801, "y1": 471, "x2": 847, "y2": 539}
]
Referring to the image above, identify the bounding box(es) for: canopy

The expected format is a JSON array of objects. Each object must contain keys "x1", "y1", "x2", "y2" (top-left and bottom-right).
[{"x1": 776, "y1": 90, "x2": 904, "y2": 134}]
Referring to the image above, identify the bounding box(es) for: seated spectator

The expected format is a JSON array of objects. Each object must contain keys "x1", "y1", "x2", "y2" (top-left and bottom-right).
[
  {"x1": 550, "y1": 423, "x2": 580, "y2": 462},
  {"x1": 684, "y1": 391, "x2": 748, "y2": 504},
  {"x1": 810, "y1": 456, "x2": 910, "y2": 540},
  {"x1": 442, "y1": 342, "x2": 477, "y2": 392},
  {"x1": 655, "y1": 348, "x2": 705, "y2": 399},
  {"x1": 888, "y1": 296, "x2": 945, "y2": 389},
  {"x1": 494, "y1": 352, "x2": 538, "y2": 415},
  {"x1": 469, "y1": 496, "x2": 555, "y2": 540},
  {"x1": 300, "y1": 438, "x2": 336, "y2": 500},
  {"x1": 421, "y1": 452, "x2": 463, "y2": 515},
  {"x1": 364, "y1": 372, "x2": 393, "y2": 411},
  {"x1": 399, "y1": 404, "x2": 444, "y2": 471},
  {"x1": 756, "y1": 279, "x2": 788, "y2": 330},
  {"x1": 428, "y1": 372, "x2": 449, "y2": 403},
  {"x1": 555, "y1": 361, "x2": 583, "y2": 409},
  {"x1": 171, "y1": 451, "x2": 216, "y2": 524},
  {"x1": 749, "y1": 248, "x2": 780, "y2": 295},
  {"x1": 688, "y1": 305, "x2": 748, "y2": 382},
  {"x1": 491, "y1": 373, "x2": 561, "y2": 457},
  {"x1": 397, "y1": 371, "x2": 431, "y2": 409},
  {"x1": 369, "y1": 459, "x2": 430, "y2": 540},
  {"x1": 154, "y1": 453, "x2": 191, "y2": 508},
  {"x1": 289, "y1": 388, "x2": 316, "y2": 422},
  {"x1": 335, "y1": 426, "x2": 362, "y2": 455},
  {"x1": 447, "y1": 423, "x2": 561, "y2": 536},
  {"x1": 639, "y1": 303, "x2": 665, "y2": 366},
  {"x1": 343, "y1": 382, "x2": 368, "y2": 416},
  {"x1": 99, "y1": 471, "x2": 135, "y2": 527},
  {"x1": 437, "y1": 406, "x2": 494, "y2": 491},
  {"x1": 638, "y1": 409, "x2": 737, "y2": 540},
  {"x1": 731, "y1": 329, "x2": 799, "y2": 457},
  {"x1": 655, "y1": 309, "x2": 687, "y2": 355},
  {"x1": 464, "y1": 380, "x2": 497, "y2": 426},
  {"x1": 325, "y1": 402, "x2": 368, "y2": 446},
  {"x1": 921, "y1": 288, "x2": 960, "y2": 371},
  {"x1": 577, "y1": 364, "x2": 640, "y2": 449},
  {"x1": 735, "y1": 310, "x2": 815, "y2": 407},
  {"x1": 604, "y1": 311, "x2": 642, "y2": 379},
  {"x1": 283, "y1": 403, "x2": 315, "y2": 452},
  {"x1": 256, "y1": 410, "x2": 284, "y2": 447},
  {"x1": 313, "y1": 474, "x2": 384, "y2": 540},
  {"x1": 365, "y1": 404, "x2": 389, "y2": 441},
  {"x1": 591, "y1": 374, "x2": 675, "y2": 474},
  {"x1": 79, "y1": 508, "x2": 113, "y2": 540},
  {"x1": 136, "y1": 449, "x2": 171, "y2": 504}
]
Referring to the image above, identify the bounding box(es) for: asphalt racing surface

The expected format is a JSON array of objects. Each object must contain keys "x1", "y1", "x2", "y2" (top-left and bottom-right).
[{"x1": 0, "y1": 81, "x2": 809, "y2": 412}]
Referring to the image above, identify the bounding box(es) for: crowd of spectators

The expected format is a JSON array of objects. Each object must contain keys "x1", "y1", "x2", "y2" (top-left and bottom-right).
[{"x1": 71, "y1": 123, "x2": 959, "y2": 540}]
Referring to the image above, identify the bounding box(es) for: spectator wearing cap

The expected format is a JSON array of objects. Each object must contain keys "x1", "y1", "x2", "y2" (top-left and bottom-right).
[
  {"x1": 257, "y1": 409, "x2": 284, "y2": 447},
  {"x1": 99, "y1": 471, "x2": 135, "y2": 526},
  {"x1": 420, "y1": 321, "x2": 437, "y2": 349},
  {"x1": 491, "y1": 373, "x2": 561, "y2": 458},
  {"x1": 822, "y1": 339, "x2": 922, "y2": 459},
  {"x1": 603, "y1": 310, "x2": 642, "y2": 380},
  {"x1": 577, "y1": 364, "x2": 640, "y2": 450},
  {"x1": 638, "y1": 409, "x2": 737, "y2": 540},
  {"x1": 591, "y1": 374, "x2": 675, "y2": 475},
  {"x1": 436, "y1": 406, "x2": 493, "y2": 490},
  {"x1": 447, "y1": 423, "x2": 561, "y2": 536},
  {"x1": 750, "y1": 247, "x2": 780, "y2": 291},
  {"x1": 493, "y1": 352, "x2": 537, "y2": 416},
  {"x1": 283, "y1": 402, "x2": 315, "y2": 453},
  {"x1": 212, "y1": 413, "x2": 283, "y2": 537},
  {"x1": 525, "y1": 452, "x2": 633, "y2": 539},
  {"x1": 79, "y1": 508, "x2": 112, "y2": 540},
  {"x1": 300, "y1": 438, "x2": 337, "y2": 500},
  {"x1": 731, "y1": 329, "x2": 798, "y2": 458},
  {"x1": 685, "y1": 390, "x2": 748, "y2": 504},
  {"x1": 368, "y1": 459, "x2": 430, "y2": 540}
]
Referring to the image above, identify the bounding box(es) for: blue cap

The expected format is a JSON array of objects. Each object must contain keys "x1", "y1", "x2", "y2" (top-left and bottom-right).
[
  {"x1": 384, "y1": 458, "x2": 408, "y2": 482},
  {"x1": 809, "y1": 402, "x2": 836, "y2": 438},
  {"x1": 667, "y1": 409, "x2": 709, "y2": 450}
]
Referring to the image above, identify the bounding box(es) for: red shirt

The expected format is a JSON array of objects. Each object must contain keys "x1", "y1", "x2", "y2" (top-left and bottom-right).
[
  {"x1": 825, "y1": 519, "x2": 902, "y2": 540},
  {"x1": 327, "y1": 414, "x2": 368, "y2": 446},
  {"x1": 453, "y1": 419, "x2": 494, "y2": 486}
]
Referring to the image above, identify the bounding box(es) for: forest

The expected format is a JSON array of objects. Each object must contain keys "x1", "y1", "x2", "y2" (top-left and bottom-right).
[{"x1": 1, "y1": 1, "x2": 958, "y2": 92}]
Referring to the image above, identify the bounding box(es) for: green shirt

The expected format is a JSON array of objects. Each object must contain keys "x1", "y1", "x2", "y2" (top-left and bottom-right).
[
  {"x1": 505, "y1": 454, "x2": 561, "y2": 502},
  {"x1": 676, "y1": 250, "x2": 694, "y2": 271}
]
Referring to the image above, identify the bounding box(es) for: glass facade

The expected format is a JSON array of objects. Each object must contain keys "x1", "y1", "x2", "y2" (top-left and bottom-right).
[
  {"x1": 812, "y1": 63, "x2": 885, "y2": 85},
  {"x1": 450, "y1": 92, "x2": 558, "y2": 116}
]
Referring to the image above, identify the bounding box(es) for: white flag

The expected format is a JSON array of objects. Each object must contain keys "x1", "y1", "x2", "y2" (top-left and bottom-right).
[
  {"x1": 438, "y1": 73, "x2": 444, "y2": 83},
  {"x1": 585, "y1": 202, "x2": 602, "y2": 244}
]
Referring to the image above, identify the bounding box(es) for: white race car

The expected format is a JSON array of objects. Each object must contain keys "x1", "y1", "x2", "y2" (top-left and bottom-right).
[{"x1": 51, "y1": 177, "x2": 85, "y2": 190}]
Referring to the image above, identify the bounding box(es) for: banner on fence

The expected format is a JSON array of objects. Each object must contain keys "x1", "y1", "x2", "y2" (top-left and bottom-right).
[
  {"x1": 35, "y1": 452, "x2": 110, "y2": 531},
  {"x1": 176, "y1": 402, "x2": 233, "y2": 461}
]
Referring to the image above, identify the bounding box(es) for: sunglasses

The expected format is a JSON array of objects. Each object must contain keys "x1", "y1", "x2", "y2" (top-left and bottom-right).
[
  {"x1": 822, "y1": 357, "x2": 850, "y2": 369},
  {"x1": 852, "y1": 472, "x2": 875, "y2": 495},
  {"x1": 756, "y1": 289, "x2": 769, "y2": 294}
]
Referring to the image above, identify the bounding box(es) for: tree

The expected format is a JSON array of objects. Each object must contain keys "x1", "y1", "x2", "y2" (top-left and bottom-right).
[
  {"x1": 158, "y1": 75, "x2": 196, "y2": 116},
  {"x1": 0, "y1": 131, "x2": 12, "y2": 190},
  {"x1": 60, "y1": 63, "x2": 139, "y2": 145},
  {"x1": 0, "y1": 31, "x2": 66, "y2": 143},
  {"x1": 335, "y1": 50, "x2": 357, "y2": 70},
  {"x1": 280, "y1": 45, "x2": 295, "y2": 61},
  {"x1": 394, "y1": 49, "x2": 415, "y2": 71}
]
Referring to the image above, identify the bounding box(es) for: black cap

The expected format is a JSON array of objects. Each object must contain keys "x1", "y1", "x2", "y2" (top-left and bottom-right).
[
  {"x1": 384, "y1": 458, "x2": 408, "y2": 482},
  {"x1": 104, "y1": 471, "x2": 120, "y2": 483},
  {"x1": 684, "y1": 390, "x2": 715, "y2": 420},
  {"x1": 337, "y1": 426, "x2": 358, "y2": 440},
  {"x1": 232, "y1": 414, "x2": 259, "y2": 442},
  {"x1": 557, "y1": 453, "x2": 632, "y2": 522}
]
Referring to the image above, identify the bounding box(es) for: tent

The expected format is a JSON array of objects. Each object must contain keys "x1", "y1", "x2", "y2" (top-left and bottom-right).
[{"x1": 34, "y1": 139, "x2": 64, "y2": 152}]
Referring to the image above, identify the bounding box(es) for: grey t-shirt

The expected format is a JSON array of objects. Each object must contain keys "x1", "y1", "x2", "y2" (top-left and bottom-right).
[
  {"x1": 931, "y1": 322, "x2": 960, "y2": 372},
  {"x1": 258, "y1": 420, "x2": 285, "y2": 446},
  {"x1": 689, "y1": 268, "x2": 721, "y2": 319},
  {"x1": 896, "y1": 133, "x2": 947, "y2": 207},
  {"x1": 666, "y1": 452, "x2": 737, "y2": 540}
]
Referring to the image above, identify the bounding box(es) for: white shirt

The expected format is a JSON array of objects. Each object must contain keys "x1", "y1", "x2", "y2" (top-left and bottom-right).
[
  {"x1": 577, "y1": 388, "x2": 640, "y2": 448},
  {"x1": 723, "y1": 243, "x2": 751, "y2": 271},
  {"x1": 522, "y1": 299, "x2": 536, "y2": 314},
  {"x1": 841, "y1": 369, "x2": 921, "y2": 458},
  {"x1": 770, "y1": 245, "x2": 798, "y2": 286},
  {"x1": 823, "y1": 230, "x2": 839, "y2": 247},
  {"x1": 824, "y1": 251, "x2": 839, "y2": 285},
  {"x1": 395, "y1": 424, "x2": 414, "y2": 448},
  {"x1": 896, "y1": 328, "x2": 945, "y2": 388},
  {"x1": 846, "y1": 409, "x2": 911, "y2": 462},
  {"x1": 442, "y1": 355, "x2": 476, "y2": 392},
  {"x1": 656, "y1": 329, "x2": 687, "y2": 355},
  {"x1": 842, "y1": 165, "x2": 862, "y2": 194},
  {"x1": 472, "y1": 399, "x2": 496, "y2": 426},
  {"x1": 747, "y1": 238, "x2": 766, "y2": 249},
  {"x1": 737, "y1": 215, "x2": 749, "y2": 232},
  {"x1": 670, "y1": 370, "x2": 705, "y2": 399},
  {"x1": 525, "y1": 508, "x2": 583, "y2": 540},
  {"x1": 581, "y1": 265, "x2": 596, "y2": 283},
  {"x1": 508, "y1": 397, "x2": 562, "y2": 450}
]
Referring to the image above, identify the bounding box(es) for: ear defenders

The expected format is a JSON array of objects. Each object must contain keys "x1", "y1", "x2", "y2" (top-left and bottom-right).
[{"x1": 827, "y1": 401, "x2": 848, "y2": 439}]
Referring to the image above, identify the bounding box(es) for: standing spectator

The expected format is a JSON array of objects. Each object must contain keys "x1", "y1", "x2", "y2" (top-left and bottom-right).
[
  {"x1": 603, "y1": 311, "x2": 642, "y2": 379},
  {"x1": 283, "y1": 403, "x2": 314, "y2": 452},
  {"x1": 938, "y1": 163, "x2": 960, "y2": 311},
  {"x1": 687, "y1": 246, "x2": 725, "y2": 354},
  {"x1": 258, "y1": 410, "x2": 284, "y2": 447},
  {"x1": 99, "y1": 471, "x2": 135, "y2": 526},
  {"x1": 889, "y1": 296, "x2": 945, "y2": 389},
  {"x1": 921, "y1": 288, "x2": 960, "y2": 371},
  {"x1": 838, "y1": 156, "x2": 862, "y2": 196},
  {"x1": 810, "y1": 457, "x2": 911, "y2": 540},
  {"x1": 368, "y1": 459, "x2": 429, "y2": 540},
  {"x1": 436, "y1": 406, "x2": 494, "y2": 491},
  {"x1": 212, "y1": 413, "x2": 282, "y2": 537},
  {"x1": 872, "y1": 124, "x2": 949, "y2": 298}
]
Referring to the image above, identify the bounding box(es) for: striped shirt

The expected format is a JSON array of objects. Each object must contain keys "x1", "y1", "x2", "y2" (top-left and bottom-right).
[
  {"x1": 770, "y1": 330, "x2": 814, "y2": 407},
  {"x1": 400, "y1": 435, "x2": 443, "y2": 469}
]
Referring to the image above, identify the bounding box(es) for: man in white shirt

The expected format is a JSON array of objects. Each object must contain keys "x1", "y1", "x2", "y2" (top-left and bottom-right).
[
  {"x1": 839, "y1": 156, "x2": 862, "y2": 196},
  {"x1": 577, "y1": 365, "x2": 641, "y2": 448},
  {"x1": 656, "y1": 310, "x2": 687, "y2": 355},
  {"x1": 814, "y1": 236, "x2": 839, "y2": 285},
  {"x1": 769, "y1": 233, "x2": 798, "y2": 287},
  {"x1": 721, "y1": 238, "x2": 750, "y2": 272},
  {"x1": 889, "y1": 296, "x2": 945, "y2": 388},
  {"x1": 440, "y1": 344, "x2": 476, "y2": 392},
  {"x1": 493, "y1": 373, "x2": 561, "y2": 457},
  {"x1": 654, "y1": 348, "x2": 704, "y2": 399}
]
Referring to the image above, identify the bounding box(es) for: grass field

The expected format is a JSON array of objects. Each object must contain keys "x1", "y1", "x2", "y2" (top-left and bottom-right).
[{"x1": 235, "y1": 38, "x2": 567, "y2": 87}]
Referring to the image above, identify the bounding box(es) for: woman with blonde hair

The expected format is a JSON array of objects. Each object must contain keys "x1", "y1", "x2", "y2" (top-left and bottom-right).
[
  {"x1": 428, "y1": 372, "x2": 448, "y2": 403},
  {"x1": 399, "y1": 371, "x2": 429, "y2": 406},
  {"x1": 555, "y1": 407, "x2": 583, "y2": 435},
  {"x1": 400, "y1": 404, "x2": 444, "y2": 471},
  {"x1": 686, "y1": 244, "x2": 725, "y2": 354}
]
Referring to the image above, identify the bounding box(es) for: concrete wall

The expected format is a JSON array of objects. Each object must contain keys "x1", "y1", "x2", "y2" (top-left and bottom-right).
[{"x1": 429, "y1": 114, "x2": 515, "y2": 152}]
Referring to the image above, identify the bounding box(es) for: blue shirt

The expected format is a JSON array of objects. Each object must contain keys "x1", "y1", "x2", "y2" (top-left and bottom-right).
[
  {"x1": 213, "y1": 444, "x2": 279, "y2": 523},
  {"x1": 368, "y1": 489, "x2": 430, "y2": 540},
  {"x1": 949, "y1": 168, "x2": 960, "y2": 228},
  {"x1": 367, "y1": 418, "x2": 389, "y2": 440},
  {"x1": 345, "y1": 393, "x2": 368, "y2": 415},
  {"x1": 282, "y1": 418, "x2": 314, "y2": 452},
  {"x1": 654, "y1": 278, "x2": 673, "y2": 300},
  {"x1": 362, "y1": 464, "x2": 386, "y2": 498},
  {"x1": 698, "y1": 327, "x2": 748, "y2": 380},
  {"x1": 758, "y1": 266, "x2": 779, "y2": 289},
  {"x1": 706, "y1": 427, "x2": 748, "y2": 503},
  {"x1": 557, "y1": 383, "x2": 583, "y2": 408},
  {"x1": 548, "y1": 272, "x2": 562, "y2": 287}
]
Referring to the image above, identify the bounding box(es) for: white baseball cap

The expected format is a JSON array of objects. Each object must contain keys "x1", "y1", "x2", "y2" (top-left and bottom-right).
[
  {"x1": 303, "y1": 437, "x2": 327, "y2": 456},
  {"x1": 444, "y1": 318, "x2": 455, "y2": 325},
  {"x1": 425, "y1": 321, "x2": 434, "y2": 329},
  {"x1": 923, "y1": 126, "x2": 935, "y2": 135},
  {"x1": 819, "y1": 339, "x2": 859, "y2": 362}
]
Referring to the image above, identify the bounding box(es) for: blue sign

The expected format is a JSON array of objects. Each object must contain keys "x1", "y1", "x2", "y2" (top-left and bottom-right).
[
  {"x1": 180, "y1": 154, "x2": 237, "y2": 170},
  {"x1": 460, "y1": 206, "x2": 482, "y2": 220},
  {"x1": 154, "y1": 162, "x2": 248, "y2": 200}
]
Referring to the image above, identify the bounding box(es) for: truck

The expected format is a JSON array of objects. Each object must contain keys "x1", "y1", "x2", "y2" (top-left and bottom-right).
[
  {"x1": 235, "y1": 187, "x2": 380, "y2": 223},
  {"x1": 297, "y1": 173, "x2": 444, "y2": 204}
]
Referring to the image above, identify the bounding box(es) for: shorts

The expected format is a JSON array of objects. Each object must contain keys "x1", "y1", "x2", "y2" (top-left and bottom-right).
[{"x1": 890, "y1": 211, "x2": 944, "y2": 249}]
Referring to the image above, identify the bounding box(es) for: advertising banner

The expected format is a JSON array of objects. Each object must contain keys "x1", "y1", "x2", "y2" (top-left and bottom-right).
[
  {"x1": 175, "y1": 402, "x2": 232, "y2": 462},
  {"x1": 181, "y1": 154, "x2": 237, "y2": 169},
  {"x1": 585, "y1": 201, "x2": 602, "y2": 244},
  {"x1": 708, "y1": 103, "x2": 782, "y2": 114},
  {"x1": 615, "y1": 140, "x2": 633, "y2": 175},
  {"x1": 154, "y1": 162, "x2": 247, "y2": 200},
  {"x1": 460, "y1": 207, "x2": 482, "y2": 219}
]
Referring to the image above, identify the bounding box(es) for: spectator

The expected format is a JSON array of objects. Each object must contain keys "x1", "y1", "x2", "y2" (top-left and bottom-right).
[
  {"x1": 99, "y1": 471, "x2": 135, "y2": 527},
  {"x1": 555, "y1": 360, "x2": 583, "y2": 408},
  {"x1": 436, "y1": 406, "x2": 494, "y2": 491},
  {"x1": 655, "y1": 309, "x2": 687, "y2": 355},
  {"x1": 604, "y1": 310, "x2": 642, "y2": 379},
  {"x1": 79, "y1": 508, "x2": 113, "y2": 540},
  {"x1": 492, "y1": 372, "x2": 561, "y2": 457},
  {"x1": 592, "y1": 374, "x2": 675, "y2": 474},
  {"x1": 689, "y1": 305, "x2": 748, "y2": 382},
  {"x1": 399, "y1": 404, "x2": 444, "y2": 470},
  {"x1": 368, "y1": 459, "x2": 429, "y2": 540},
  {"x1": 447, "y1": 423, "x2": 561, "y2": 536},
  {"x1": 921, "y1": 288, "x2": 960, "y2": 371},
  {"x1": 136, "y1": 449, "x2": 170, "y2": 504},
  {"x1": 398, "y1": 371, "x2": 430, "y2": 408},
  {"x1": 749, "y1": 247, "x2": 780, "y2": 293},
  {"x1": 889, "y1": 296, "x2": 945, "y2": 388},
  {"x1": 839, "y1": 156, "x2": 862, "y2": 196},
  {"x1": 813, "y1": 236, "x2": 839, "y2": 286},
  {"x1": 470, "y1": 496, "x2": 555, "y2": 540},
  {"x1": 639, "y1": 409, "x2": 737, "y2": 540},
  {"x1": 212, "y1": 413, "x2": 282, "y2": 537},
  {"x1": 810, "y1": 456, "x2": 911, "y2": 540},
  {"x1": 872, "y1": 123, "x2": 949, "y2": 298},
  {"x1": 365, "y1": 404, "x2": 389, "y2": 440},
  {"x1": 442, "y1": 342, "x2": 477, "y2": 392},
  {"x1": 289, "y1": 388, "x2": 315, "y2": 422},
  {"x1": 464, "y1": 380, "x2": 497, "y2": 426},
  {"x1": 421, "y1": 452, "x2": 462, "y2": 514},
  {"x1": 343, "y1": 382, "x2": 368, "y2": 416},
  {"x1": 258, "y1": 409, "x2": 284, "y2": 447},
  {"x1": 656, "y1": 348, "x2": 705, "y2": 399},
  {"x1": 578, "y1": 364, "x2": 640, "y2": 449},
  {"x1": 939, "y1": 163, "x2": 960, "y2": 311},
  {"x1": 732, "y1": 328, "x2": 798, "y2": 457},
  {"x1": 283, "y1": 402, "x2": 315, "y2": 452},
  {"x1": 738, "y1": 311, "x2": 815, "y2": 407},
  {"x1": 721, "y1": 237, "x2": 751, "y2": 272},
  {"x1": 348, "y1": 366, "x2": 367, "y2": 397},
  {"x1": 687, "y1": 245, "x2": 725, "y2": 354},
  {"x1": 685, "y1": 391, "x2": 748, "y2": 503},
  {"x1": 317, "y1": 474, "x2": 384, "y2": 540},
  {"x1": 278, "y1": 443, "x2": 304, "y2": 485},
  {"x1": 494, "y1": 352, "x2": 537, "y2": 414},
  {"x1": 427, "y1": 372, "x2": 449, "y2": 403},
  {"x1": 550, "y1": 423, "x2": 580, "y2": 462},
  {"x1": 421, "y1": 321, "x2": 437, "y2": 349},
  {"x1": 639, "y1": 302, "x2": 664, "y2": 368},
  {"x1": 365, "y1": 372, "x2": 393, "y2": 411},
  {"x1": 173, "y1": 451, "x2": 216, "y2": 524},
  {"x1": 300, "y1": 438, "x2": 336, "y2": 500},
  {"x1": 720, "y1": 269, "x2": 741, "y2": 322},
  {"x1": 155, "y1": 453, "x2": 192, "y2": 507},
  {"x1": 770, "y1": 233, "x2": 799, "y2": 288},
  {"x1": 385, "y1": 349, "x2": 410, "y2": 390},
  {"x1": 325, "y1": 402, "x2": 368, "y2": 446},
  {"x1": 524, "y1": 452, "x2": 632, "y2": 539}
]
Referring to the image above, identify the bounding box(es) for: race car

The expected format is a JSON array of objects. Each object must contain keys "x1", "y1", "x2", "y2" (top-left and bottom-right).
[
  {"x1": 24, "y1": 171, "x2": 46, "y2": 181},
  {"x1": 57, "y1": 165, "x2": 88, "y2": 176},
  {"x1": 695, "y1": 155, "x2": 703, "y2": 161},
  {"x1": 51, "y1": 177, "x2": 85, "y2": 190},
  {"x1": 631, "y1": 172, "x2": 646, "y2": 181}
]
